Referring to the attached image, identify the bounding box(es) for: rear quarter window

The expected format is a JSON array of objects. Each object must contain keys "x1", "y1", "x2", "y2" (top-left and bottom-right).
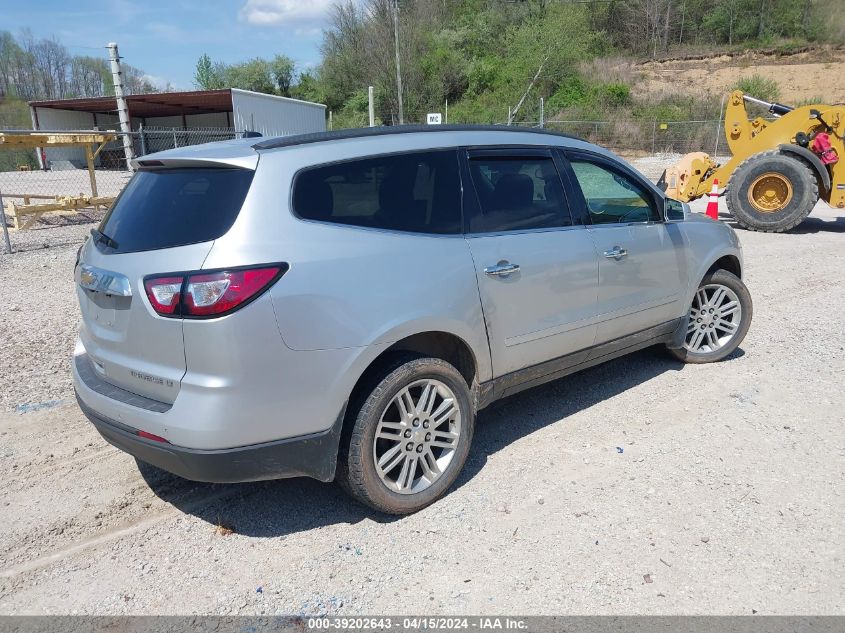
[
  {"x1": 292, "y1": 150, "x2": 462, "y2": 234},
  {"x1": 98, "y1": 168, "x2": 254, "y2": 253}
]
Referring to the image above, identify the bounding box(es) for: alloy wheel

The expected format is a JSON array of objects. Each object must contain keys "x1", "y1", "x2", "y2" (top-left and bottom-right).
[
  {"x1": 372, "y1": 379, "x2": 461, "y2": 495},
  {"x1": 685, "y1": 284, "x2": 743, "y2": 354}
]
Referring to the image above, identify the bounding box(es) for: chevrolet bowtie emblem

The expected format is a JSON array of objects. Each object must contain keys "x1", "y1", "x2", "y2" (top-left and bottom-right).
[{"x1": 75, "y1": 264, "x2": 133, "y2": 297}]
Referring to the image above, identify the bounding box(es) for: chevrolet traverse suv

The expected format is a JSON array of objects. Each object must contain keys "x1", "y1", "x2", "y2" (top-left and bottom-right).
[{"x1": 73, "y1": 126, "x2": 752, "y2": 514}]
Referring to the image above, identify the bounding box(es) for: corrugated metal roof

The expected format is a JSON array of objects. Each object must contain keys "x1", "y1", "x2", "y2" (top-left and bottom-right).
[{"x1": 29, "y1": 90, "x2": 234, "y2": 118}]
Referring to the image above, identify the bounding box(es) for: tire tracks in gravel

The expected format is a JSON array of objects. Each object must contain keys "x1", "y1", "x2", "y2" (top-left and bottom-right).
[
  {"x1": 0, "y1": 481, "x2": 268, "y2": 581},
  {"x1": 1, "y1": 404, "x2": 268, "y2": 581},
  {"x1": 5, "y1": 445, "x2": 120, "y2": 488}
]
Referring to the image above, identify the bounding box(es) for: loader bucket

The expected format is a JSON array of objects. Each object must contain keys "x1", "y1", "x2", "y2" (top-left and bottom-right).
[{"x1": 661, "y1": 152, "x2": 717, "y2": 202}]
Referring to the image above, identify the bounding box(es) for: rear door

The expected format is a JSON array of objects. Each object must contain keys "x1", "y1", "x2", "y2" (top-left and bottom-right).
[
  {"x1": 462, "y1": 148, "x2": 599, "y2": 378},
  {"x1": 561, "y1": 150, "x2": 684, "y2": 344},
  {"x1": 75, "y1": 165, "x2": 254, "y2": 403}
]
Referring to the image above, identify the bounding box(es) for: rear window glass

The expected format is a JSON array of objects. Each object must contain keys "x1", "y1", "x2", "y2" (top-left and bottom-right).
[
  {"x1": 98, "y1": 168, "x2": 254, "y2": 253},
  {"x1": 292, "y1": 150, "x2": 462, "y2": 234}
]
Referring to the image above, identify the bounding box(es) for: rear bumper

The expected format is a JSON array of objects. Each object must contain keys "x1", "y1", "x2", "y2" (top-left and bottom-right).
[{"x1": 76, "y1": 392, "x2": 344, "y2": 483}]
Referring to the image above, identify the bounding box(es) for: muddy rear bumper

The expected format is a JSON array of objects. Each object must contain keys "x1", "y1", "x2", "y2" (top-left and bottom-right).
[{"x1": 76, "y1": 392, "x2": 344, "y2": 484}]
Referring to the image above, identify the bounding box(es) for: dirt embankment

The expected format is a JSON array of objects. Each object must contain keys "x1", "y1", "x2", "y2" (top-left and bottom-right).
[{"x1": 637, "y1": 45, "x2": 845, "y2": 105}]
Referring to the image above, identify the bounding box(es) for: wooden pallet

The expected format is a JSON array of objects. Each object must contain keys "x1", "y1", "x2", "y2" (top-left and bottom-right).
[
  {"x1": 0, "y1": 131, "x2": 119, "y2": 230},
  {"x1": 3, "y1": 195, "x2": 115, "y2": 230}
]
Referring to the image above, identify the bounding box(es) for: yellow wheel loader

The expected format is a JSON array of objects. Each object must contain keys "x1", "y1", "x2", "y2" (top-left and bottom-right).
[{"x1": 660, "y1": 90, "x2": 844, "y2": 232}]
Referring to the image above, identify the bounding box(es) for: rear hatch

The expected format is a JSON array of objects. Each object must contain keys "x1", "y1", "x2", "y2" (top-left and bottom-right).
[{"x1": 76, "y1": 149, "x2": 256, "y2": 404}]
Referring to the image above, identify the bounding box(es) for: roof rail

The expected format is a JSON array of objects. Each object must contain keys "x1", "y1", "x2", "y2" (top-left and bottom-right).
[{"x1": 251, "y1": 124, "x2": 583, "y2": 151}]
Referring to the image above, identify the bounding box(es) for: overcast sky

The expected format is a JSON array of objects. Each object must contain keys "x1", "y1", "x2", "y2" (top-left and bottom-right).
[{"x1": 3, "y1": 0, "x2": 336, "y2": 90}]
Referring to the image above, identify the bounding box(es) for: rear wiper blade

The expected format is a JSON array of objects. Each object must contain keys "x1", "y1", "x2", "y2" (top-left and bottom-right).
[{"x1": 90, "y1": 228, "x2": 119, "y2": 250}]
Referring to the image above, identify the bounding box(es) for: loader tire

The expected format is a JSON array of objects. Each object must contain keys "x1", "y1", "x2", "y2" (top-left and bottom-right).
[{"x1": 725, "y1": 150, "x2": 818, "y2": 233}]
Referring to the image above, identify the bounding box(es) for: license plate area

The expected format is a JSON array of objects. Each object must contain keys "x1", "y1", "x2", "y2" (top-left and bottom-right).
[{"x1": 84, "y1": 289, "x2": 131, "y2": 330}]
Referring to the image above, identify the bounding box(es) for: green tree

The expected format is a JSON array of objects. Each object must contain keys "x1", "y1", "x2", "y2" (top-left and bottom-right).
[
  {"x1": 223, "y1": 58, "x2": 275, "y2": 93},
  {"x1": 270, "y1": 55, "x2": 295, "y2": 96},
  {"x1": 194, "y1": 53, "x2": 224, "y2": 90},
  {"x1": 290, "y1": 70, "x2": 326, "y2": 103}
]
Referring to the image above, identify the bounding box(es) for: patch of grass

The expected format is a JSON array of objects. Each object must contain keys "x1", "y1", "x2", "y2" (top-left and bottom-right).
[
  {"x1": 792, "y1": 95, "x2": 826, "y2": 107},
  {"x1": 214, "y1": 516, "x2": 235, "y2": 536},
  {"x1": 547, "y1": 75, "x2": 631, "y2": 116},
  {"x1": 731, "y1": 74, "x2": 781, "y2": 102}
]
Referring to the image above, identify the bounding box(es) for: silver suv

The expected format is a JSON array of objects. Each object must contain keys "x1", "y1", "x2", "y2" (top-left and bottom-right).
[{"x1": 73, "y1": 126, "x2": 751, "y2": 514}]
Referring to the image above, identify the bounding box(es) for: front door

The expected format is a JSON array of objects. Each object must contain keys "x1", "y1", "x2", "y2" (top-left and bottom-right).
[
  {"x1": 462, "y1": 148, "x2": 599, "y2": 378},
  {"x1": 563, "y1": 151, "x2": 685, "y2": 344}
]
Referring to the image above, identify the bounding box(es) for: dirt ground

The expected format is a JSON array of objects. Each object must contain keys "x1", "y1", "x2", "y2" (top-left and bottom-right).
[
  {"x1": 0, "y1": 157, "x2": 843, "y2": 615},
  {"x1": 638, "y1": 46, "x2": 845, "y2": 104}
]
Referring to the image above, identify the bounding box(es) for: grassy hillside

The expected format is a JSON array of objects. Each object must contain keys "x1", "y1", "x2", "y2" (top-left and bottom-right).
[{"x1": 289, "y1": 0, "x2": 844, "y2": 130}]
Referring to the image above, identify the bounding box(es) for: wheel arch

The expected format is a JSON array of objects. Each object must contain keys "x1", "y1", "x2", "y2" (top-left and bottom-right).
[
  {"x1": 335, "y1": 330, "x2": 483, "y2": 476},
  {"x1": 682, "y1": 241, "x2": 744, "y2": 309},
  {"x1": 707, "y1": 254, "x2": 742, "y2": 279},
  {"x1": 348, "y1": 331, "x2": 480, "y2": 408},
  {"x1": 778, "y1": 144, "x2": 831, "y2": 195}
]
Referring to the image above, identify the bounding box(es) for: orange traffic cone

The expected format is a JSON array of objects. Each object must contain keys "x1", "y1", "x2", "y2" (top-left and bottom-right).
[{"x1": 705, "y1": 179, "x2": 720, "y2": 220}]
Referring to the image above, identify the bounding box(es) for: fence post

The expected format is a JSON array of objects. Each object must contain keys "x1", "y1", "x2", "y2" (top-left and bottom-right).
[
  {"x1": 0, "y1": 189, "x2": 12, "y2": 255},
  {"x1": 139, "y1": 125, "x2": 147, "y2": 157},
  {"x1": 652, "y1": 121, "x2": 657, "y2": 154},
  {"x1": 172, "y1": 130, "x2": 178, "y2": 149},
  {"x1": 539, "y1": 98, "x2": 544, "y2": 129}
]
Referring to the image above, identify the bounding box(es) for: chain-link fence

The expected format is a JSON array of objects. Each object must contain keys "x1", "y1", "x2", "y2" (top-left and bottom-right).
[
  {"x1": 131, "y1": 127, "x2": 240, "y2": 158},
  {"x1": 332, "y1": 111, "x2": 731, "y2": 156},
  {"x1": 541, "y1": 119, "x2": 729, "y2": 156}
]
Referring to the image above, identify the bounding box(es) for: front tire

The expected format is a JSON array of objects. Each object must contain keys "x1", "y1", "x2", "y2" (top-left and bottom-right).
[
  {"x1": 669, "y1": 269, "x2": 752, "y2": 363},
  {"x1": 337, "y1": 355, "x2": 474, "y2": 514},
  {"x1": 726, "y1": 150, "x2": 818, "y2": 232}
]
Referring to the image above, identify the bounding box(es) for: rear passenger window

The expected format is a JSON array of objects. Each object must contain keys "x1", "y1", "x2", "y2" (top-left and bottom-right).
[
  {"x1": 292, "y1": 151, "x2": 461, "y2": 234},
  {"x1": 569, "y1": 160, "x2": 659, "y2": 224},
  {"x1": 467, "y1": 156, "x2": 571, "y2": 233}
]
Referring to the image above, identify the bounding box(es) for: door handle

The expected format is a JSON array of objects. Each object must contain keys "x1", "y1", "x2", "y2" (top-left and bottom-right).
[
  {"x1": 603, "y1": 246, "x2": 628, "y2": 259},
  {"x1": 484, "y1": 262, "x2": 520, "y2": 277}
]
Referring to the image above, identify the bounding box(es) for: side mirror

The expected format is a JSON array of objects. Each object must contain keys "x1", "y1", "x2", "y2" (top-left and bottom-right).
[{"x1": 665, "y1": 198, "x2": 688, "y2": 222}]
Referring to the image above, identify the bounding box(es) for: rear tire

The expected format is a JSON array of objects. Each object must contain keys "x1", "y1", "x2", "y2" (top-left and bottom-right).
[
  {"x1": 669, "y1": 269, "x2": 752, "y2": 364},
  {"x1": 337, "y1": 355, "x2": 474, "y2": 515},
  {"x1": 726, "y1": 150, "x2": 818, "y2": 232}
]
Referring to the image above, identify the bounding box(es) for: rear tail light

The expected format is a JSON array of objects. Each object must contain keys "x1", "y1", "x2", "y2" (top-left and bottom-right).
[
  {"x1": 144, "y1": 276, "x2": 182, "y2": 315},
  {"x1": 144, "y1": 264, "x2": 287, "y2": 319}
]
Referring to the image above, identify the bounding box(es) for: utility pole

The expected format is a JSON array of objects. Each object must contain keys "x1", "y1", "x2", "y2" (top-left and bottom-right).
[
  {"x1": 107, "y1": 42, "x2": 136, "y2": 169},
  {"x1": 392, "y1": 0, "x2": 404, "y2": 125}
]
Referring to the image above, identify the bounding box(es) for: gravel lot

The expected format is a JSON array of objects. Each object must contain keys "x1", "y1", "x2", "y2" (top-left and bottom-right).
[{"x1": 0, "y1": 155, "x2": 843, "y2": 615}]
